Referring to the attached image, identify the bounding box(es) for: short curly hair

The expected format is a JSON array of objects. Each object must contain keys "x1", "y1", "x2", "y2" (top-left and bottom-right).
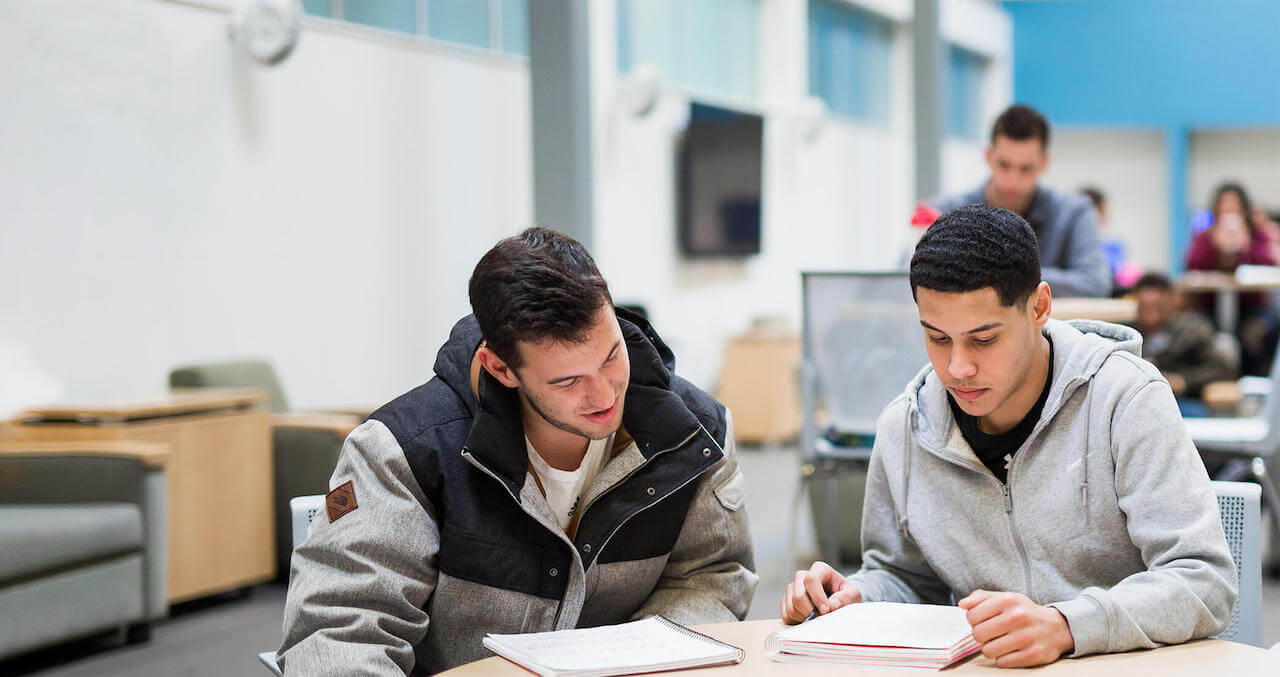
[{"x1": 910, "y1": 204, "x2": 1041, "y2": 308}]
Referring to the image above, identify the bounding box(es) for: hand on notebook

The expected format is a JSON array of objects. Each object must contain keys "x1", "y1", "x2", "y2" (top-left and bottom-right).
[
  {"x1": 958, "y1": 590, "x2": 1075, "y2": 668},
  {"x1": 780, "y1": 561, "x2": 862, "y2": 624}
]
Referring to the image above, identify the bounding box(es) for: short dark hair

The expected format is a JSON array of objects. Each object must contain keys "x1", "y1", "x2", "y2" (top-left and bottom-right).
[
  {"x1": 1079, "y1": 186, "x2": 1105, "y2": 211},
  {"x1": 469, "y1": 227, "x2": 613, "y2": 369},
  {"x1": 1133, "y1": 272, "x2": 1173, "y2": 293},
  {"x1": 910, "y1": 204, "x2": 1041, "y2": 308},
  {"x1": 991, "y1": 104, "x2": 1050, "y2": 149}
]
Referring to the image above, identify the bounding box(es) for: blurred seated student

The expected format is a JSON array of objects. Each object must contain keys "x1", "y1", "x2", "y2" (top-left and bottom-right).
[
  {"x1": 780, "y1": 205, "x2": 1235, "y2": 668},
  {"x1": 1186, "y1": 182, "x2": 1280, "y2": 375},
  {"x1": 1080, "y1": 186, "x2": 1141, "y2": 293},
  {"x1": 1132, "y1": 272, "x2": 1237, "y2": 416},
  {"x1": 931, "y1": 105, "x2": 1111, "y2": 298}
]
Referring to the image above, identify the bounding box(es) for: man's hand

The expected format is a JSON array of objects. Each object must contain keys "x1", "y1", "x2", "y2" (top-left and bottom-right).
[
  {"x1": 780, "y1": 561, "x2": 862, "y2": 624},
  {"x1": 959, "y1": 590, "x2": 1074, "y2": 668}
]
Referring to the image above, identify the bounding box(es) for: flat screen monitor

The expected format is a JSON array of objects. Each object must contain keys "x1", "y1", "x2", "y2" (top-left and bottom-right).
[{"x1": 677, "y1": 102, "x2": 763, "y2": 257}]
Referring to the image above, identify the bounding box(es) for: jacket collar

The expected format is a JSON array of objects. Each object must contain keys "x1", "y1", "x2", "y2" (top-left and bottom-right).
[{"x1": 461, "y1": 312, "x2": 707, "y2": 498}]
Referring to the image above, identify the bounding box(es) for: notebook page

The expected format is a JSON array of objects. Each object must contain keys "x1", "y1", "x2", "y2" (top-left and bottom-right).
[
  {"x1": 484, "y1": 617, "x2": 736, "y2": 672},
  {"x1": 779, "y1": 602, "x2": 972, "y2": 649}
]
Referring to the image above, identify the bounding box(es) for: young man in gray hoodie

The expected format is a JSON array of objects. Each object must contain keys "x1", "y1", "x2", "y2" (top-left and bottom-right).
[{"x1": 781, "y1": 205, "x2": 1236, "y2": 667}]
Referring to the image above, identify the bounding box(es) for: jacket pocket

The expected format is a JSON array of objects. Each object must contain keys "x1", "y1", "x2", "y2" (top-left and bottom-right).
[{"x1": 714, "y1": 467, "x2": 746, "y2": 511}]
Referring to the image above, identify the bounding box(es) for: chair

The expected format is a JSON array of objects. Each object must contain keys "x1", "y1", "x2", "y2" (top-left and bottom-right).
[
  {"x1": 0, "y1": 442, "x2": 169, "y2": 660},
  {"x1": 169, "y1": 360, "x2": 362, "y2": 578},
  {"x1": 795, "y1": 272, "x2": 927, "y2": 567},
  {"x1": 1211, "y1": 481, "x2": 1262, "y2": 646},
  {"x1": 1184, "y1": 353, "x2": 1280, "y2": 574},
  {"x1": 257, "y1": 494, "x2": 325, "y2": 676}
]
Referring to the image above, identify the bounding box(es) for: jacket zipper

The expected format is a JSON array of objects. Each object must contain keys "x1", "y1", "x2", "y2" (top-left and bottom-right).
[
  {"x1": 460, "y1": 449, "x2": 582, "y2": 627},
  {"x1": 576, "y1": 427, "x2": 702, "y2": 522},
  {"x1": 590, "y1": 431, "x2": 710, "y2": 564},
  {"x1": 461, "y1": 426, "x2": 709, "y2": 628}
]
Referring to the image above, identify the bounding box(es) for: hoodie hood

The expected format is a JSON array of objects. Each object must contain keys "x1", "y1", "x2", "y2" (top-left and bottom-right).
[{"x1": 904, "y1": 318, "x2": 1142, "y2": 449}]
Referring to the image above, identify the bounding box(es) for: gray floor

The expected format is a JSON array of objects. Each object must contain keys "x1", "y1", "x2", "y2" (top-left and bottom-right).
[{"x1": 6, "y1": 444, "x2": 1280, "y2": 675}]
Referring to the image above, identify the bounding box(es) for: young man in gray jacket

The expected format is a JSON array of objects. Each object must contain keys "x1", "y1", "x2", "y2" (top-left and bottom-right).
[
  {"x1": 931, "y1": 105, "x2": 1111, "y2": 298},
  {"x1": 782, "y1": 205, "x2": 1236, "y2": 668},
  {"x1": 278, "y1": 228, "x2": 756, "y2": 674}
]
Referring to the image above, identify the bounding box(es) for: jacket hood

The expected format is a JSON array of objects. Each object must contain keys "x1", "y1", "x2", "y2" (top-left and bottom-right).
[{"x1": 904, "y1": 319, "x2": 1142, "y2": 448}]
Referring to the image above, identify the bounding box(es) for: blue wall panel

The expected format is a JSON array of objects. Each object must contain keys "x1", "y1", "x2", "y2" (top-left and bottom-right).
[{"x1": 1004, "y1": 0, "x2": 1280, "y2": 128}]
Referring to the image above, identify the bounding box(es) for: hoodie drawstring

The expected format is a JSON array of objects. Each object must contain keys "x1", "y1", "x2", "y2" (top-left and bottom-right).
[
  {"x1": 898, "y1": 407, "x2": 915, "y2": 539},
  {"x1": 1081, "y1": 382, "x2": 1092, "y2": 520}
]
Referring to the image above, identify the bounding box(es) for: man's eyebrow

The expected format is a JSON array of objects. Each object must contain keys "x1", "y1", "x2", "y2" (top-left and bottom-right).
[
  {"x1": 919, "y1": 320, "x2": 1003, "y2": 335},
  {"x1": 545, "y1": 341, "x2": 620, "y2": 385}
]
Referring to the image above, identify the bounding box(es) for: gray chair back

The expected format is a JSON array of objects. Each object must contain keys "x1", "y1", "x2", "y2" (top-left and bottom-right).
[
  {"x1": 169, "y1": 359, "x2": 290, "y2": 414},
  {"x1": 801, "y1": 272, "x2": 927, "y2": 440},
  {"x1": 1212, "y1": 480, "x2": 1261, "y2": 646}
]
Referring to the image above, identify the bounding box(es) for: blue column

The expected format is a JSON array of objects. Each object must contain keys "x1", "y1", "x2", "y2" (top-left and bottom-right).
[{"x1": 1166, "y1": 126, "x2": 1188, "y2": 274}]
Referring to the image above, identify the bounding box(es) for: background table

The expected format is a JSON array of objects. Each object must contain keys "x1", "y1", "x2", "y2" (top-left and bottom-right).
[
  {"x1": 441, "y1": 619, "x2": 1280, "y2": 675},
  {"x1": 1050, "y1": 297, "x2": 1136, "y2": 324},
  {"x1": 6, "y1": 388, "x2": 274, "y2": 603},
  {"x1": 1178, "y1": 270, "x2": 1280, "y2": 331}
]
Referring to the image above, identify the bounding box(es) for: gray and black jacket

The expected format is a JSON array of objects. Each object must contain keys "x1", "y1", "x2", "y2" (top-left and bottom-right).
[{"x1": 277, "y1": 309, "x2": 757, "y2": 674}]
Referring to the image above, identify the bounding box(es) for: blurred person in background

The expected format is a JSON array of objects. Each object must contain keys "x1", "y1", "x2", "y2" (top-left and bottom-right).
[
  {"x1": 1081, "y1": 186, "x2": 1142, "y2": 293},
  {"x1": 931, "y1": 105, "x2": 1111, "y2": 298},
  {"x1": 1186, "y1": 182, "x2": 1279, "y2": 375},
  {"x1": 1132, "y1": 273, "x2": 1236, "y2": 416}
]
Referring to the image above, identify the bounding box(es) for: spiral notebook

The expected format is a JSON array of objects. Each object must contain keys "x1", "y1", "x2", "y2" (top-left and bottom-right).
[{"x1": 481, "y1": 615, "x2": 745, "y2": 677}]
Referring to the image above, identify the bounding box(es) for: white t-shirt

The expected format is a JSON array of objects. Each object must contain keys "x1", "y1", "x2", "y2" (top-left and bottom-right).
[{"x1": 526, "y1": 433, "x2": 614, "y2": 531}]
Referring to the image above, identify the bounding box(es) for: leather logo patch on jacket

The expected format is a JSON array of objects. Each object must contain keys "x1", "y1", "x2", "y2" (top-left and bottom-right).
[{"x1": 326, "y1": 480, "x2": 358, "y2": 522}]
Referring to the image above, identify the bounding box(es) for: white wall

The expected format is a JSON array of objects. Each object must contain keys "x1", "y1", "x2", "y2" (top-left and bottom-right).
[
  {"x1": 1042, "y1": 129, "x2": 1169, "y2": 271},
  {"x1": 1189, "y1": 128, "x2": 1280, "y2": 213},
  {"x1": 0, "y1": 0, "x2": 532, "y2": 408},
  {"x1": 589, "y1": 0, "x2": 1010, "y2": 389}
]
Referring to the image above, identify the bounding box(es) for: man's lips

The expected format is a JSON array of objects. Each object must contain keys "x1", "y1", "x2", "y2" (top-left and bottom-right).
[
  {"x1": 951, "y1": 387, "x2": 988, "y2": 402},
  {"x1": 583, "y1": 401, "x2": 618, "y2": 424}
]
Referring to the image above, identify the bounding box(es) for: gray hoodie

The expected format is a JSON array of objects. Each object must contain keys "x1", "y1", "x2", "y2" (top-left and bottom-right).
[{"x1": 848, "y1": 319, "x2": 1237, "y2": 657}]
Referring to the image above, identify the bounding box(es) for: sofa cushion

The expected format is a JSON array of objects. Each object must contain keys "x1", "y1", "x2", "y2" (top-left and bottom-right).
[{"x1": 0, "y1": 504, "x2": 142, "y2": 584}]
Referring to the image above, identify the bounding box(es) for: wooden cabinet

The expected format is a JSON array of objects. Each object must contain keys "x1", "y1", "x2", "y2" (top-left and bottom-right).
[{"x1": 10, "y1": 388, "x2": 274, "y2": 603}]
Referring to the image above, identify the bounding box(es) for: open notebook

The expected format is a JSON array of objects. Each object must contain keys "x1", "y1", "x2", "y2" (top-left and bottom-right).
[
  {"x1": 766, "y1": 602, "x2": 980, "y2": 670},
  {"x1": 482, "y1": 616, "x2": 745, "y2": 677}
]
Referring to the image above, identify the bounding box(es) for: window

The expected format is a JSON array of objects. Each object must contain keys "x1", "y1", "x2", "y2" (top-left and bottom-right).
[
  {"x1": 946, "y1": 45, "x2": 987, "y2": 140},
  {"x1": 302, "y1": 0, "x2": 529, "y2": 57},
  {"x1": 617, "y1": 0, "x2": 760, "y2": 102},
  {"x1": 808, "y1": 0, "x2": 894, "y2": 125}
]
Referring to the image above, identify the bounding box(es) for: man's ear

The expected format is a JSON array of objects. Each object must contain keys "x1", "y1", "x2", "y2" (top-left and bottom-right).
[
  {"x1": 476, "y1": 345, "x2": 521, "y2": 389},
  {"x1": 1030, "y1": 281, "x2": 1053, "y2": 328}
]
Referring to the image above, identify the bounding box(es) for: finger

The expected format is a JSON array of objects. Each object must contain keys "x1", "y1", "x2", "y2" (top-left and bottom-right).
[
  {"x1": 789, "y1": 572, "x2": 818, "y2": 619},
  {"x1": 994, "y1": 645, "x2": 1055, "y2": 669},
  {"x1": 781, "y1": 583, "x2": 795, "y2": 622},
  {"x1": 958, "y1": 589, "x2": 994, "y2": 609},
  {"x1": 782, "y1": 582, "x2": 809, "y2": 624},
  {"x1": 803, "y1": 564, "x2": 833, "y2": 614},
  {"x1": 969, "y1": 609, "x2": 1023, "y2": 645},
  {"x1": 965, "y1": 593, "x2": 1017, "y2": 628},
  {"x1": 979, "y1": 629, "x2": 1029, "y2": 661},
  {"x1": 828, "y1": 586, "x2": 861, "y2": 611}
]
